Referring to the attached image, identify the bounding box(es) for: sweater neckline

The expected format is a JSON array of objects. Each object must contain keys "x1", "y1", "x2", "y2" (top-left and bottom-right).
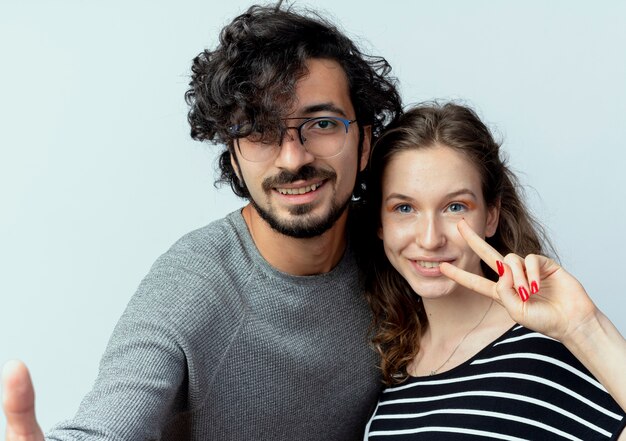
[{"x1": 227, "y1": 209, "x2": 356, "y2": 284}]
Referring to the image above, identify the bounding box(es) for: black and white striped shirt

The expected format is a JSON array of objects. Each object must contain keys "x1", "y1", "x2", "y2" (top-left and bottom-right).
[{"x1": 365, "y1": 325, "x2": 625, "y2": 440}]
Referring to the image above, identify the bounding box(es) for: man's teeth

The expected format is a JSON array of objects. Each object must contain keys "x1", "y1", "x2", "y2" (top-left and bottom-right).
[
  {"x1": 418, "y1": 261, "x2": 441, "y2": 268},
  {"x1": 277, "y1": 183, "x2": 320, "y2": 195}
]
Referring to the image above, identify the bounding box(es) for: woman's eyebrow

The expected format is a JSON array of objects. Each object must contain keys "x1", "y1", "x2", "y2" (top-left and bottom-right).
[
  {"x1": 384, "y1": 189, "x2": 478, "y2": 203},
  {"x1": 445, "y1": 189, "x2": 478, "y2": 200},
  {"x1": 384, "y1": 193, "x2": 414, "y2": 203}
]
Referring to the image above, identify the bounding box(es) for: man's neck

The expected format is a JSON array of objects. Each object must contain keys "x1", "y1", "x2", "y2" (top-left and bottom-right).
[{"x1": 241, "y1": 204, "x2": 348, "y2": 276}]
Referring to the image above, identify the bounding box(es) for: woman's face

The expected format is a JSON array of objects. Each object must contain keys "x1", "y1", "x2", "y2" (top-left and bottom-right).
[{"x1": 378, "y1": 144, "x2": 499, "y2": 299}]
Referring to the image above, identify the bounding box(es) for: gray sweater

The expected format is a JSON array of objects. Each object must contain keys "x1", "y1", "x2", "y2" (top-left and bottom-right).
[{"x1": 47, "y1": 210, "x2": 381, "y2": 440}]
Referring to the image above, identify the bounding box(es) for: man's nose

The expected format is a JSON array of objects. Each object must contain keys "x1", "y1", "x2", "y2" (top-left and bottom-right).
[{"x1": 273, "y1": 127, "x2": 315, "y2": 171}]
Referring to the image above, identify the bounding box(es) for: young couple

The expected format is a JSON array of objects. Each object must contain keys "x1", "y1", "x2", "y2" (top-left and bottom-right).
[{"x1": 3, "y1": 3, "x2": 625, "y2": 440}]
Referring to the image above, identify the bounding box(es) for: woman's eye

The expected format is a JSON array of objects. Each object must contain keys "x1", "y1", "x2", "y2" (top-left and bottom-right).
[
  {"x1": 394, "y1": 204, "x2": 413, "y2": 214},
  {"x1": 448, "y1": 203, "x2": 467, "y2": 213}
]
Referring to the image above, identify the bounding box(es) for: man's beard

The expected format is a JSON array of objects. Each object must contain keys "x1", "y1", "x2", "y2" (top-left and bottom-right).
[
  {"x1": 249, "y1": 192, "x2": 351, "y2": 239},
  {"x1": 247, "y1": 165, "x2": 352, "y2": 239}
]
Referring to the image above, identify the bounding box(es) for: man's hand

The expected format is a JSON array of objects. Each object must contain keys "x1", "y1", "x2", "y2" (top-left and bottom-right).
[{"x1": 2, "y1": 360, "x2": 44, "y2": 441}]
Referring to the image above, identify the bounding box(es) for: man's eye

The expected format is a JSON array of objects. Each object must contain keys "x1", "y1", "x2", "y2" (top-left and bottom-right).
[
  {"x1": 246, "y1": 132, "x2": 264, "y2": 143},
  {"x1": 315, "y1": 119, "x2": 337, "y2": 129},
  {"x1": 305, "y1": 118, "x2": 339, "y2": 131},
  {"x1": 229, "y1": 121, "x2": 253, "y2": 136}
]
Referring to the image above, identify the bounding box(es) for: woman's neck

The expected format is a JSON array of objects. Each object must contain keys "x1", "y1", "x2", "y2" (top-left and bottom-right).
[
  {"x1": 408, "y1": 287, "x2": 515, "y2": 377},
  {"x1": 422, "y1": 289, "x2": 496, "y2": 344}
]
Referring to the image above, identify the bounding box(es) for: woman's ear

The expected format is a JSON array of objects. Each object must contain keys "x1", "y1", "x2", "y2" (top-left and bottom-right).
[{"x1": 485, "y1": 199, "x2": 500, "y2": 238}]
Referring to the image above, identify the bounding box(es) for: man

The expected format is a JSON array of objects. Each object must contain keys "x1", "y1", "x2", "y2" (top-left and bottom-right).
[{"x1": 2, "y1": 3, "x2": 402, "y2": 440}]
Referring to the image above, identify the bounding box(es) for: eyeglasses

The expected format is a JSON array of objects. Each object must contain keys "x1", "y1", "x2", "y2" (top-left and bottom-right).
[{"x1": 231, "y1": 116, "x2": 357, "y2": 162}]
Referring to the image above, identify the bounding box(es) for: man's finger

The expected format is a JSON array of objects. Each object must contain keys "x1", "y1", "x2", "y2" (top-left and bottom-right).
[
  {"x1": 457, "y1": 219, "x2": 504, "y2": 274},
  {"x1": 2, "y1": 360, "x2": 44, "y2": 440},
  {"x1": 440, "y1": 262, "x2": 498, "y2": 300}
]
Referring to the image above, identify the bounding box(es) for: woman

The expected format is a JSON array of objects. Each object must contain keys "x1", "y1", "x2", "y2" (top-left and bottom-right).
[{"x1": 362, "y1": 103, "x2": 626, "y2": 439}]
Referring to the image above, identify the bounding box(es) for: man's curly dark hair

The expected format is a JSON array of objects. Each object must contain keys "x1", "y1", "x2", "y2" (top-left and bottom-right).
[{"x1": 185, "y1": 3, "x2": 402, "y2": 198}]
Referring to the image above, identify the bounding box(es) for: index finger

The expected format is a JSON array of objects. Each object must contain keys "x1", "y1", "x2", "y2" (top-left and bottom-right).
[{"x1": 457, "y1": 219, "x2": 504, "y2": 275}]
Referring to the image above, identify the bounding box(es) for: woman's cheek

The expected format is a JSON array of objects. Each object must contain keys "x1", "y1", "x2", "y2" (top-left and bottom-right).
[{"x1": 382, "y1": 216, "x2": 417, "y2": 248}]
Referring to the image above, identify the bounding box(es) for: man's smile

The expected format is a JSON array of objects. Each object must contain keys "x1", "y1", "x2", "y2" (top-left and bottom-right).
[{"x1": 275, "y1": 181, "x2": 324, "y2": 195}]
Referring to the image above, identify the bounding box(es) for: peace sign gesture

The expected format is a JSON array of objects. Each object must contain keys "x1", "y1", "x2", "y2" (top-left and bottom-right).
[
  {"x1": 439, "y1": 219, "x2": 596, "y2": 342},
  {"x1": 440, "y1": 220, "x2": 626, "y2": 413}
]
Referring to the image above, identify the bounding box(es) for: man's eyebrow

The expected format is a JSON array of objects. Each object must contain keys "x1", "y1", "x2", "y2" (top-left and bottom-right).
[{"x1": 298, "y1": 103, "x2": 347, "y2": 117}]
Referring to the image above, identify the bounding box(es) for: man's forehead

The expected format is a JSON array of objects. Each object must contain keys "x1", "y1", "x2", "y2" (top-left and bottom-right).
[{"x1": 287, "y1": 58, "x2": 353, "y2": 117}]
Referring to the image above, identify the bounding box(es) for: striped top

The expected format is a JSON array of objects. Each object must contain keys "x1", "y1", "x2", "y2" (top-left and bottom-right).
[{"x1": 364, "y1": 325, "x2": 625, "y2": 440}]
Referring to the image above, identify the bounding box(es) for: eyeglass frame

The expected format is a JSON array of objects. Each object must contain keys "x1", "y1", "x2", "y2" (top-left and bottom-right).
[{"x1": 230, "y1": 116, "x2": 358, "y2": 162}]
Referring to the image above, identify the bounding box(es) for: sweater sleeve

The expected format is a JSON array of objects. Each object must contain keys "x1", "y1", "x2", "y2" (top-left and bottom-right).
[
  {"x1": 45, "y1": 221, "x2": 249, "y2": 440},
  {"x1": 46, "y1": 300, "x2": 187, "y2": 440}
]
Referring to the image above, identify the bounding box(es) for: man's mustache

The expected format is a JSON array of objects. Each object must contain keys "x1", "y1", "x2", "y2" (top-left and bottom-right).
[{"x1": 262, "y1": 166, "x2": 336, "y2": 191}]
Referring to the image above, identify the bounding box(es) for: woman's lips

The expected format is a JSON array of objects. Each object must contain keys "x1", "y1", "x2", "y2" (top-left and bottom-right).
[{"x1": 410, "y1": 258, "x2": 455, "y2": 276}]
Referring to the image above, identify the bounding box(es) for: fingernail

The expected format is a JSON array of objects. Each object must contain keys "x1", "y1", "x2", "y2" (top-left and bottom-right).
[
  {"x1": 496, "y1": 260, "x2": 504, "y2": 277},
  {"x1": 518, "y1": 286, "x2": 529, "y2": 302},
  {"x1": 530, "y1": 281, "x2": 539, "y2": 294}
]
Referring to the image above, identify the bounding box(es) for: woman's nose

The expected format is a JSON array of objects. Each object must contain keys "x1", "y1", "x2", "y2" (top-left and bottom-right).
[{"x1": 417, "y1": 215, "x2": 446, "y2": 250}]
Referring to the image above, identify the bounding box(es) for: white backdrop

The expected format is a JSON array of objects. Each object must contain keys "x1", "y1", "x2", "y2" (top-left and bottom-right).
[{"x1": 1, "y1": 0, "x2": 625, "y2": 432}]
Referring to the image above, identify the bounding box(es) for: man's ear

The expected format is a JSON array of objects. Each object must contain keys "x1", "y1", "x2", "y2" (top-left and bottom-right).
[
  {"x1": 229, "y1": 144, "x2": 243, "y2": 183},
  {"x1": 485, "y1": 199, "x2": 501, "y2": 238},
  {"x1": 359, "y1": 125, "x2": 372, "y2": 172}
]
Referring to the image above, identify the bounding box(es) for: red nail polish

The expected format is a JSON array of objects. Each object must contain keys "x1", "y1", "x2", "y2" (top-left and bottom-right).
[
  {"x1": 518, "y1": 286, "x2": 529, "y2": 302},
  {"x1": 496, "y1": 260, "x2": 504, "y2": 277},
  {"x1": 530, "y1": 281, "x2": 539, "y2": 294}
]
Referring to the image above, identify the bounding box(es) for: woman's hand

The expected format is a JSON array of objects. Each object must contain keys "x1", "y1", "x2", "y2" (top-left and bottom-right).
[
  {"x1": 439, "y1": 219, "x2": 597, "y2": 342},
  {"x1": 440, "y1": 220, "x2": 626, "y2": 413}
]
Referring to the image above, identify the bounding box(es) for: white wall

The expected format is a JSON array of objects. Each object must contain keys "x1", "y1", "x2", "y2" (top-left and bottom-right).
[{"x1": 1, "y1": 0, "x2": 624, "y2": 432}]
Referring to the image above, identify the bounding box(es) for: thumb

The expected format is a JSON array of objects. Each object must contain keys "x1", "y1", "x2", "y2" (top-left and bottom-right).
[{"x1": 2, "y1": 360, "x2": 44, "y2": 440}]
